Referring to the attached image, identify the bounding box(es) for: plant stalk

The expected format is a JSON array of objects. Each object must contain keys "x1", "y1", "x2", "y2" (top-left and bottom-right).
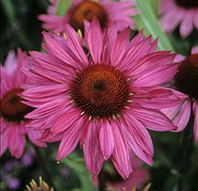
[
  {"x1": 178, "y1": 108, "x2": 194, "y2": 191},
  {"x1": 98, "y1": 168, "x2": 107, "y2": 191},
  {"x1": 33, "y1": 145, "x2": 57, "y2": 190}
]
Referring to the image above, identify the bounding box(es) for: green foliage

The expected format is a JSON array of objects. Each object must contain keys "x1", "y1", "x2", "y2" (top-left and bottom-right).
[
  {"x1": 62, "y1": 153, "x2": 97, "y2": 191},
  {"x1": 134, "y1": 0, "x2": 174, "y2": 51},
  {"x1": 55, "y1": 0, "x2": 72, "y2": 16}
]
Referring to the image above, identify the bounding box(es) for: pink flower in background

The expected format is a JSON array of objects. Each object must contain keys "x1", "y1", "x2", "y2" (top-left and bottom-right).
[
  {"x1": 39, "y1": 0, "x2": 138, "y2": 33},
  {"x1": 21, "y1": 18, "x2": 184, "y2": 179},
  {"x1": 0, "y1": 49, "x2": 45, "y2": 159},
  {"x1": 162, "y1": 47, "x2": 198, "y2": 142},
  {"x1": 107, "y1": 155, "x2": 149, "y2": 191},
  {"x1": 159, "y1": 0, "x2": 198, "y2": 38}
]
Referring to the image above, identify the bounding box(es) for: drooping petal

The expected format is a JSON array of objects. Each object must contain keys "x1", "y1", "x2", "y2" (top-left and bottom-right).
[
  {"x1": 83, "y1": 121, "x2": 104, "y2": 175},
  {"x1": 8, "y1": 124, "x2": 25, "y2": 159},
  {"x1": 4, "y1": 50, "x2": 17, "y2": 74},
  {"x1": 0, "y1": 128, "x2": 9, "y2": 157},
  {"x1": 56, "y1": 116, "x2": 85, "y2": 160},
  {"x1": 26, "y1": 128, "x2": 46, "y2": 147},
  {"x1": 172, "y1": 99, "x2": 191, "y2": 132},
  {"x1": 123, "y1": 112, "x2": 154, "y2": 156},
  {"x1": 99, "y1": 119, "x2": 114, "y2": 160},
  {"x1": 111, "y1": 121, "x2": 132, "y2": 179},
  {"x1": 132, "y1": 86, "x2": 186, "y2": 109},
  {"x1": 180, "y1": 12, "x2": 194, "y2": 38},
  {"x1": 129, "y1": 104, "x2": 176, "y2": 131}
]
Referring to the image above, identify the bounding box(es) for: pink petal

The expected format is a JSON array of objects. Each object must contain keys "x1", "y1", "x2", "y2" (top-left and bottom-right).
[
  {"x1": 56, "y1": 116, "x2": 84, "y2": 160},
  {"x1": 123, "y1": 113, "x2": 154, "y2": 156},
  {"x1": 131, "y1": 55, "x2": 177, "y2": 87},
  {"x1": 25, "y1": 98, "x2": 67, "y2": 119},
  {"x1": 172, "y1": 99, "x2": 191, "y2": 132},
  {"x1": 99, "y1": 119, "x2": 114, "y2": 160},
  {"x1": 51, "y1": 107, "x2": 81, "y2": 133},
  {"x1": 64, "y1": 24, "x2": 88, "y2": 65},
  {"x1": 8, "y1": 124, "x2": 25, "y2": 158},
  {"x1": 120, "y1": 36, "x2": 154, "y2": 70},
  {"x1": 26, "y1": 128, "x2": 46, "y2": 147},
  {"x1": 83, "y1": 121, "x2": 104, "y2": 175},
  {"x1": 191, "y1": 47, "x2": 198, "y2": 54},
  {"x1": 4, "y1": 50, "x2": 17, "y2": 74},
  {"x1": 101, "y1": 25, "x2": 118, "y2": 63},
  {"x1": 42, "y1": 32, "x2": 81, "y2": 69},
  {"x1": 29, "y1": 51, "x2": 73, "y2": 78},
  {"x1": 87, "y1": 17, "x2": 103, "y2": 63},
  {"x1": 132, "y1": 87, "x2": 185, "y2": 109},
  {"x1": 110, "y1": 27, "x2": 130, "y2": 67},
  {"x1": 174, "y1": 54, "x2": 185, "y2": 62},
  {"x1": 129, "y1": 104, "x2": 176, "y2": 131},
  {"x1": 0, "y1": 128, "x2": 9, "y2": 157},
  {"x1": 41, "y1": 129, "x2": 66, "y2": 143},
  {"x1": 180, "y1": 12, "x2": 194, "y2": 38},
  {"x1": 111, "y1": 121, "x2": 132, "y2": 179},
  {"x1": 160, "y1": 7, "x2": 183, "y2": 33},
  {"x1": 120, "y1": 115, "x2": 153, "y2": 165}
]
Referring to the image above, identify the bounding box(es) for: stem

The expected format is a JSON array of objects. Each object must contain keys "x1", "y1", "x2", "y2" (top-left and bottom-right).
[
  {"x1": 33, "y1": 145, "x2": 57, "y2": 190},
  {"x1": 178, "y1": 108, "x2": 194, "y2": 191},
  {"x1": 98, "y1": 168, "x2": 107, "y2": 191}
]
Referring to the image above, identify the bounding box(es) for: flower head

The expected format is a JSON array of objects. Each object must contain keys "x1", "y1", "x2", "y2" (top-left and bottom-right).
[
  {"x1": 0, "y1": 49, "x2": 45, "y2": 159},
  {"x1": 22, "y1": 19, "x2": 184, "y2": 178},
  {"x1": 162, "y1": 47, "x2": 198, "y2": 142},
  {"x1": 159, "y1": 0, "x2": 198, "y2": 38},
  {"x1": 39, "y1": 0, "x2": 138, "y2": 33}
]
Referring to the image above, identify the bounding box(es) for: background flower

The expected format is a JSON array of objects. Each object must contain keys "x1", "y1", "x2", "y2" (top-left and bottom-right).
[
  {"x1": 161, "y1": 47, "x2": 198, "y2": 142},
  {"x1": 0, "y1": 49, "x2": 45, "y2": 159},
  {"x1": 159, "y1": 0, "x2": 198, "y2": 38},
  {"x1": 39, "y1": 0, "x2": 138, "y2": 33}
]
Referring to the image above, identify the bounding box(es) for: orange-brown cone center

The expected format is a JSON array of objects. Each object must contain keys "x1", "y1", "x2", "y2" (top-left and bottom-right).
[
  {"x1": 174, "y1": 54, "x2": 198, "y2": 99},
  {"x1": 1, "y1": 88, "x2": 33, "y2": 122},
  {"x1": 70, "y1": 64, "x2": 131, "y2": 119},
  {"x1": 69, "y1": 1, "x2": 108, "y2": 32}
]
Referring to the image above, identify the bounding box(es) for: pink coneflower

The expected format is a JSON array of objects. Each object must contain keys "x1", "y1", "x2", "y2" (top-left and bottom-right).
[
  {"x1": 0, "y1": 49, "x2": 45, "y2": 159},
  {"x1": 39, "y1": 0, "x2": 138, "y2": 33},
  {"x1": 159, "y1": 0, "x2": 198, "y2": 38},
  {"x1": 22, "y1": 19, "x2": 185, "y2": 179},
  {"x1": 162, "y1": 47, "x2": 198, "y2": 142}
]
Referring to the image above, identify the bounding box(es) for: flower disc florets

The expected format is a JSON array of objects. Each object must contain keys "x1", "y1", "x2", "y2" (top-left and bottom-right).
[
  {"x1": 1, "y1": 88, "x2": 33, "y2": 123},
  {"x1": 69, "y1": 1, "x2": 108, "y2": 32},
  {"x1": 175, "y1": 0, "x2": 198, "y2": 8},
  {"x1": 174, "y1": 54, "x2": 198, "y2": 100},
  {"x1": 70, "y1": 64, "x2": 131, "y2": 119}
]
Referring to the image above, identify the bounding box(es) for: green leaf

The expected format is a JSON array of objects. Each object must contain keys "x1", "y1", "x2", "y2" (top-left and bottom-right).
[
  {"x1": 56, "y1": 0, "x2": 72, "y2": 16},
  {"x1": 62, "y1": 153, "x2": 97, "y2": 191},
  {"x1": 134, "y1": 0, "x2": 174, "y2": 51}
]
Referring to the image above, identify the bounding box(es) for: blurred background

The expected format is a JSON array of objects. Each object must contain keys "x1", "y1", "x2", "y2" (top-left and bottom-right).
[{"x1": 0, "y1": 0, "x2": 198, "y2": 191}]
